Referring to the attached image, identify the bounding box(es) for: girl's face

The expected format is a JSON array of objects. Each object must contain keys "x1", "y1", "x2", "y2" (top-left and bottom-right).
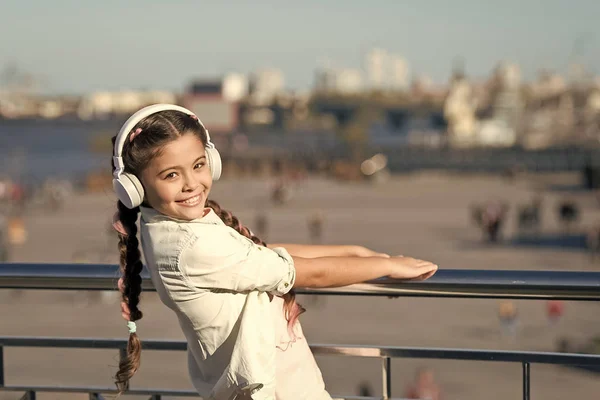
[{"x1": 139, "y1": 133, "x2": 212, "y2": 221}]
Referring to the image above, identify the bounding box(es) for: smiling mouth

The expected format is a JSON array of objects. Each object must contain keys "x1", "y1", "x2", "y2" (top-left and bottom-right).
[{"x1": 177, "y1": 193, "x2": 203, "y2": 206}]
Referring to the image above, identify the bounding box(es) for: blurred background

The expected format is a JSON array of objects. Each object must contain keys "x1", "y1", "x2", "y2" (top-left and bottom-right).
[{"x1": 1, "y1": 1, "x2": 600, "y2": 399}]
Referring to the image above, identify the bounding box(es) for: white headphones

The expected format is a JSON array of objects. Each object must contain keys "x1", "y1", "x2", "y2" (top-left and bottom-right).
[{"x1": 112, "y1": 104, "x2": 222, "y2": 209}]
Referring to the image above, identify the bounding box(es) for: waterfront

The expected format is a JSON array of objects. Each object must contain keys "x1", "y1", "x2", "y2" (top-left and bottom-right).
[{"x1": 1, "y1": 119, "x2": 599, "y2": 191}]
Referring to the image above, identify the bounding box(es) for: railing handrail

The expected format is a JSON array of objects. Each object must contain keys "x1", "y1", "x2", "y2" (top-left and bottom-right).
[
  {"x1": 1, "y1": 336, "x2": 599, "y2": 366},
  {"x1": 1, "y1": 263, "x2": 600, "y2": 300}
]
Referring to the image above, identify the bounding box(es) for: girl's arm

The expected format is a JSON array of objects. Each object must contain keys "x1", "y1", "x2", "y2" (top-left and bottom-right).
[
  {"x1": 292, "y1": 255, "x2": 437, "y2": 288},
  {"x1": 268, "y1": 243, "x2": 389, "y2": 258}
]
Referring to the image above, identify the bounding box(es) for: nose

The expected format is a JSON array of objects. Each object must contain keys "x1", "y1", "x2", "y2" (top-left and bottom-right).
[{"x1": 182, "y1": 172, "x2": 200, "y2": 192}]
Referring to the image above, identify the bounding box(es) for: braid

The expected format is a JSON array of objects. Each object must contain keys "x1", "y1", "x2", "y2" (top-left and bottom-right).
[
  {"x1": 206, "y1": 199, "x2": 306, "y2": 331},
  {"x1": 206, "y1": 200, "x2": 265, "y2": 245},
  {"x1": 114, "y1": 201, "x2": 144, "y2": 393}
]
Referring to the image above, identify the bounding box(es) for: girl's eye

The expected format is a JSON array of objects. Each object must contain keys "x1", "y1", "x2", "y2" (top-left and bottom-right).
[
  {"x1": 164, "y1": 172, "x2": 177, "y2": 180},
  {"x1": 194, "y1": 162, "x2": 205, "y2": 169}
]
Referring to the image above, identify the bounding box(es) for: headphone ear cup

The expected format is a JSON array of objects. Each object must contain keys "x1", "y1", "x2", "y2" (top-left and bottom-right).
[
  {"x1": 113, "y1": 173, "x2": 144, "y2": 209},
  {"x1": 206, "y1": 147, "x2": 222, "y2": 181}
]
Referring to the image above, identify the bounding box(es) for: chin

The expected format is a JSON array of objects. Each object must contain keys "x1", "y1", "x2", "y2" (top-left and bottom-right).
[{"x1": 175, "y1": 205, "x2": 206, "y2": 220}]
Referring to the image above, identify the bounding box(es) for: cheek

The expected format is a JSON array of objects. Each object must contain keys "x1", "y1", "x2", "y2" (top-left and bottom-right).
[
  {"x1": 157, "y1": 183, "x2": 179, "y2": 202},
  {"x1": 146, "y1": 181, "x2": 176, "y2": 204},
  {"x1": 203, "y1": 168, "x2": 214, "y2": 186}
]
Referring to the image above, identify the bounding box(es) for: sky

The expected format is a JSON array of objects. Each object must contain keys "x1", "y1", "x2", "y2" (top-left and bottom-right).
[{"x1": 1, "y1": 0, "x2": 599, "y2": 95}]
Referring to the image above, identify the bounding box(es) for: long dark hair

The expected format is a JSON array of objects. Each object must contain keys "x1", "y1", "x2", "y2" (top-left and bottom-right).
[{"x1": 110, "y1": 110, "x2": 304, "y2": 393}]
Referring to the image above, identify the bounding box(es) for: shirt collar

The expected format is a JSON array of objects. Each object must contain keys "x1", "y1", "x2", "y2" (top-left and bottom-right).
[{"x1": 140, "y1": 206, "x2": 223, "y2": 226}]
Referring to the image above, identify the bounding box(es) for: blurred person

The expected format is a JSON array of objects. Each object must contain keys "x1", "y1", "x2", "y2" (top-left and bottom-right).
[
  {"x1": 586, "y1": 223, "x2": 600, "y2": 261},
  {"x1": 0, "y1": 213, "x2": 9, "y2": 262},
  {"x1": 7, "y1": 216, "x2": 27, "y2": 245},
  {"x1": 546, "y1": 300, "x2": 564, "y2": 327},
  {"x1": 0, "y1": 179, "x2": 8, "y2": 204},
  {"x1": 42, "y1": 178, "x2": 70, "y2": 212},
  {"x1": 498, "y1": 300, "x2": 518, "y2": 337},
  {"x1": 516, "y1": 195, "x2": 543, "y2": 237},
  {"x1": 471, "y1": 200, "x2": 508, "y2": 243},
  {"x1": 271, "y1": 179, "x2": 292, "y2": 206},
  {"x1": 109, "y1": 104, "x2": 438, "y2": 400},
  {"x1": 308, "y1": 210, "x2": 324, "y2": 244},
  {"x1": 254, "y1": 211, "x2": 269, "y2": 242},
  {"x1": 483, "y1": 200, "x2": 508, "y2": 243},
  {"x1": 404, "y1": 367, "x2": 442, "y2": 400},
  {"x1": 9, "y1": 181, "x2": 26, "y2": 215},
  {"x1": 557, "y1": 198, "x2": 580, "y2": 233},
  {"x1": 356, "y1": 381, "x2": 373, "y2": 397}
]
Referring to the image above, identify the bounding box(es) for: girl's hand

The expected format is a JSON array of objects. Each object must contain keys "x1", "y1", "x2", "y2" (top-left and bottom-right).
[
  {"x1": 387, "y1": 256, "x2": 438, "y2": 281},
  {"x1": 117, "y1": 277, "x2": 131, "y2": 321},
  {"x1": 353, "y1": 245, "x2": 391, "y2": 258}
]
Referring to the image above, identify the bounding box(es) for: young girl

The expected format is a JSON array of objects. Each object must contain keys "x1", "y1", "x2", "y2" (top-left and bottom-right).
[{"x1": 111, "y1": 104, "x2": 438, "y2": 400}]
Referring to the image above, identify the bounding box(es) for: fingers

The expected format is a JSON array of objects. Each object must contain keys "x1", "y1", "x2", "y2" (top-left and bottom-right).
[
  {"x1": 377, "y1": 252, "x2": 391, "y2": 258},
  {"x1": 414, "y1": 259, "x2": 438, "y2": 270},
  {"x1": 388, "y1": 256, "x2": 438, "y2": 281},
  {"x1": 408, "y1": 266, "x2": 438, "y2": 281},
  {"x1": 117, "y1": 277, "x2": 125, "y2": 293},
  {"x1": 418, "y1": 269, "x2": 438, "y2": 280}
]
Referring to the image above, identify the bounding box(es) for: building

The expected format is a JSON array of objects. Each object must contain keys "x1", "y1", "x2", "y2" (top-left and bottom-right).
[
  {"x1": 365, "y1": 48, "x2": 387, "y2": 90},
  {"x1": 188, "y1": 73, "x2": 248, "y2": 102},
  {"x1": 76, "y1": 90, "x2": 177, "y2": 120},
  {"x1": 248, "y1": 69, "x2": 285, "y2": 105},
  {"x1": 314, "y1": 67, "x2": 363, "y2": 94},
  {"x1": 183, "y1": 74, "x2": 248, "y2": 134},
  {"x1": 365, "y1": 48, "x2": 410, "y2": 91}
]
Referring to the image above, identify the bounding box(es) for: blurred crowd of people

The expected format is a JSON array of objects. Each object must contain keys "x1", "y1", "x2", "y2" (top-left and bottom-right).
[
  {"x1": 0, "y1": 177, "x2": 73, "y2": 262},
  {"x1": 470, "y1": 194, "x2": 600, "y2": 261}
]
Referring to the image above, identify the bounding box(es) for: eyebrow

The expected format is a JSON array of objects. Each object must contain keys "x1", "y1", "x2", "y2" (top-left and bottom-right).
[{"x1": 156, "y1": 156, "x2": 206, "y2": 177}]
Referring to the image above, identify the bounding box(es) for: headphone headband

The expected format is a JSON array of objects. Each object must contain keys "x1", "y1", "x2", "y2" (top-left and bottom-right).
[{"x1": 112, "y1": 104, "x2": 214, "y2": 179}]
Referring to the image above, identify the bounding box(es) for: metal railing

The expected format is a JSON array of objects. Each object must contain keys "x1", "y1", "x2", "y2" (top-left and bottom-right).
[{"x1": 1, "y1": 263, "x2": 600, "y2": 400}]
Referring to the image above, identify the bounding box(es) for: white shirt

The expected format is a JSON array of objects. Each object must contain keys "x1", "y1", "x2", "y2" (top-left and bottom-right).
[{"x1": 139, "y1": 206, "x2": 296, "y2": 400}]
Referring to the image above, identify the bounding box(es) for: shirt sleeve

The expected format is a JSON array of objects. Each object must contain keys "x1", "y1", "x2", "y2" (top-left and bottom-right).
[{"x1": 178, "y1": 225, "x2": 295, "y2": 296}]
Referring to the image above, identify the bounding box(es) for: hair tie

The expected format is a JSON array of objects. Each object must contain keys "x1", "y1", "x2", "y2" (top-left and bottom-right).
[
  {"x1": 112, "y1": 212, "x2": 128, "y2": 236},
  {"x1": 129, "y1": 128, "x2": 142, "y2": 142},
  {"x1": 127, "y1": 321, "x2": 137, "y2": 334}
]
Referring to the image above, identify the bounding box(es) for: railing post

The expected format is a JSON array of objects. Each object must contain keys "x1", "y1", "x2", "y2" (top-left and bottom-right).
[
  {"x1": 89, "y1": 393, "x2": 105, "y2": 400},
  {"x1": 149, "y1": 395, "x2": 162, "y2": 400},
  {"x1": 382, "y1": 356, "x2": 391, "y2": 400},
  {"x1": 0, "y1": 345, "x2": 4, "y2": 387},
  {"x1": 522, "y1": 362, "x2": 530, "y2": 400}
]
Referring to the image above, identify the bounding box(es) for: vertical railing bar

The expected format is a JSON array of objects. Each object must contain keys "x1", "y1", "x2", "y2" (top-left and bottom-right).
[
  {"x1": 149, "y1": 395, "x2": 162, "y2": 400},
  {"x1": 382, "y1": 356, "x2": 391, "y2": 400},
  {"x1": 0, "y1": 345, "x2": 4, "y2": 387},
  {"x1": 522, "y1": 362, "x2": 530, "y2": 400},
  {"x1": 118, "y1": 347, "x2": 128, "y2": 394},
  {"x1": 119, "y1": 347, "x2": 127, "y2": 362}
]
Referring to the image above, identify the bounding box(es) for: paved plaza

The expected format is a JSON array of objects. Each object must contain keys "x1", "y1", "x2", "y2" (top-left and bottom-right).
[{"x1": 1, "y1": 172, "x2": 599, "y2": 399}]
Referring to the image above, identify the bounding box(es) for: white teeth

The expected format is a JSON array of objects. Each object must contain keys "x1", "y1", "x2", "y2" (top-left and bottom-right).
[{"x1": 181, "y1": 195, "x2": 201, "y2": 205}]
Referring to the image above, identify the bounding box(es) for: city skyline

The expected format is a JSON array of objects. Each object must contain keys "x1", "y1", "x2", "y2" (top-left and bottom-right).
[{"x1": 1, "y1": 0, "x2": 599, "y2": 95}]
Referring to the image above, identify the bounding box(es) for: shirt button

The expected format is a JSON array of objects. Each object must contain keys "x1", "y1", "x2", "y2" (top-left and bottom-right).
[{"x1": 284, "y1": 283, "x2": 289, "y2": 287}]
